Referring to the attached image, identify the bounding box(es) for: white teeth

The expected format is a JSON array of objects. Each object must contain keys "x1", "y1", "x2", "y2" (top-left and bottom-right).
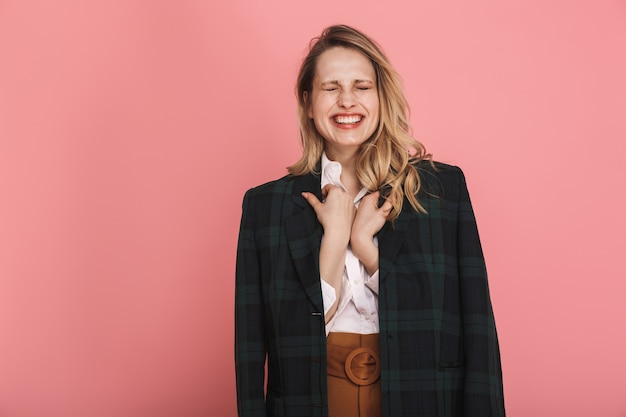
[{"x1": 334, "y1": 115, "x2": 362, "y2": 124}]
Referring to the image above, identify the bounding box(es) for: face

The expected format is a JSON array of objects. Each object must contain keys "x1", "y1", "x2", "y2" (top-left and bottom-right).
[{"x1": 307, "y1": 47, "x2": 380, "y2": 158}]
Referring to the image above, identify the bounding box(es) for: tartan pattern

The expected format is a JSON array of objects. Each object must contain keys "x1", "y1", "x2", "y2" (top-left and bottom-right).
[{"x1": 235, "y1": 162, "x2": 505, "y2": 417}]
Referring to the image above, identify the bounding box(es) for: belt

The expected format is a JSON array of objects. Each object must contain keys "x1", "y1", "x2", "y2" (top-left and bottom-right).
[{"x1": 327, "y1": 333, "x2": 381, "y2": 386}]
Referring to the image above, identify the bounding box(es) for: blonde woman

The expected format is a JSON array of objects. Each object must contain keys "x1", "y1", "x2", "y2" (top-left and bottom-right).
[{"x1": 235, "y1": 25, "x2": 505, "y2": 417}]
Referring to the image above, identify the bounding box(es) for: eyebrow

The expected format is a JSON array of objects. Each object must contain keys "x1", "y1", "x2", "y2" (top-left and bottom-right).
[{"x1": 320, "y1": 79, "x2": 374, "y2": 87}]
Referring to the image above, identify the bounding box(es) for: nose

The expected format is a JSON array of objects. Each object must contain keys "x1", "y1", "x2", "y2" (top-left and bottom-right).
[{"x1": 338, "y1": 90, "x2": 356, "y2": 108}]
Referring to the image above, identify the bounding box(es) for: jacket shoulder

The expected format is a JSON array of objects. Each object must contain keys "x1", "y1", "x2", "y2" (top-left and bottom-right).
[
  {"x1": 415, "y1": 159, "x2": 463, "y2": 179},
  {"x1": 243, "y1": 174, "x2": 297, "y2": 200},
  {"x1": 414, "y1": 159, "x2": 466, "y2": 200}
]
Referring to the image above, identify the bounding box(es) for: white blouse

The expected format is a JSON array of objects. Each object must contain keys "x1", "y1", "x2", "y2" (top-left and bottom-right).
[{"x1": 319, "y1": 153, "x2": 379, "y2": 336}]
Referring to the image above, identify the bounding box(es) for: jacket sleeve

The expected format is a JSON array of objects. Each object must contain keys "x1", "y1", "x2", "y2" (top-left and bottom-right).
[
  {"x1": 235, "y1": 190, "x2": 267, "y2": 417},
  {"x1": 456, "y1": 169, "x2": 506, "y2": 416}
]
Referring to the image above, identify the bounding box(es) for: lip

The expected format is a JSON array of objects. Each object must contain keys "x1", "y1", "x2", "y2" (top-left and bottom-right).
[{"x1": 331, "y1": 113, "x2": 365, "y2": 129}]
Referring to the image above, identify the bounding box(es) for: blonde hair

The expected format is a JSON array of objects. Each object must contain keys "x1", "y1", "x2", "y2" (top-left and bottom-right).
[{"x1": 288, "y1": 24, "x2": 432, "y2": 219}]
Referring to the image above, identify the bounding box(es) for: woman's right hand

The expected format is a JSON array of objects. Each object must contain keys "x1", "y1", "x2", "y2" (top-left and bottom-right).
[
  {"x1": 302, "y1": 184, "x2": 355, "y2": 244},
  {"x1": 302, "y1": 184, "x2": 354, "y2": 321}
]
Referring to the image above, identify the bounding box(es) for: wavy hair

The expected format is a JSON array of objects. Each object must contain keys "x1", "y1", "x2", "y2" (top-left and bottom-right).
[{"x1": 288, "y1": 24, "x2": 432, "y2": 219}]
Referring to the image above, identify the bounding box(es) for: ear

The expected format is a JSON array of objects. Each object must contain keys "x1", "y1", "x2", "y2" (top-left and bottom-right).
[{"x1": 303, "y1": 91, "x2": 313, "y2": 119}]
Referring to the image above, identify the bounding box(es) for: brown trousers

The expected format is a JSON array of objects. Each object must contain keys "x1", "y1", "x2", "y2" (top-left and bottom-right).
[{"x1": 326, "y1": 332, "x2": 382, "y2": 417}]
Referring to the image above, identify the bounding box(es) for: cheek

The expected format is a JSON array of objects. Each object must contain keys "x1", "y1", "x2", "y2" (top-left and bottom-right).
[
  {"x1": 312, "y1": 99, "x2": 332, "y2": 120},
  {"x1": 367, "y1": 96, "x2": 380, "y2": 115},
  {"x1": 369, "y1": 102, "x2": 380, "y2": 124}
]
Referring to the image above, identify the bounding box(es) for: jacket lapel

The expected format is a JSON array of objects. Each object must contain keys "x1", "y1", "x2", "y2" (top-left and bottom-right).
[
  {"x1": 285, "y1": 173, "x2": 325, "y2": 312},
  {"x1": 378, "y1": 205, "x2": 412, "y2": 282},
  {"x1": 378, "y1": 188, "x2": 441, "y2": 282}
]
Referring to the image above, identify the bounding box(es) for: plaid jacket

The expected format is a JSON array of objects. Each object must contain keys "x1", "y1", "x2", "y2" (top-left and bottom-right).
[{"x1": 235, "y1": 161, "x2": 505, "y2": 417}]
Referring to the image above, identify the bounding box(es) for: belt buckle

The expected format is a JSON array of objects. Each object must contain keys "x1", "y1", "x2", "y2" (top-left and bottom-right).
[{"x1": 344, "y1": 346, "x2": 381, "y2": 386}]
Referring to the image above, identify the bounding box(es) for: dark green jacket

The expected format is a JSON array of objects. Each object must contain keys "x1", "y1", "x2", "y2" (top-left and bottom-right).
[{"x1": 235, "y1": 161, "x2": 505, "y2": 416}]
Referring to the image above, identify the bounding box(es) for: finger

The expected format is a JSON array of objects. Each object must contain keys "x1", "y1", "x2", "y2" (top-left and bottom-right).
[
  {"x1": 379, "y1": 199, "x2": 393, "y2": 213},
  {"x1": 301, "y1": 192, "x2": 322, "y2": 210},
  {"x1": 321, "y1": 185, "x2": 329, "y2": 200},
  {"x1": 361, "y1": 191, "x2": 379, "y2": 205},
  {"x1": 321, "y1": 183, "x2": 341, "y2": 199}
]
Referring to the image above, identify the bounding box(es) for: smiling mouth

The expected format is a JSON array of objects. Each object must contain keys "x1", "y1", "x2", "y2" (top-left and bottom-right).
[{"x1": 333, "y1": 115, "x2": 363, "y2": 124}]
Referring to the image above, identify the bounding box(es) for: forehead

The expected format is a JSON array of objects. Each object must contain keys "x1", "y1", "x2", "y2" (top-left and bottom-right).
[{"x1": 314, "y1": 46, "x2": 375, "y2": 82}]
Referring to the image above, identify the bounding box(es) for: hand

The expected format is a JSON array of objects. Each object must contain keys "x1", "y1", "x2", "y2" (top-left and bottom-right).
[
  {"x1": 350, "y1": 191, "x2": 392, "y2": 275},
  {"x1": 303, "y1": 185, "x2": 356, "y2": 319},
  {"x1": 302, "y1": 184, "x2": 356, "y2": 244},
  {"x1": 351, "y1": 191, "x2": 391, "y2": 240}
]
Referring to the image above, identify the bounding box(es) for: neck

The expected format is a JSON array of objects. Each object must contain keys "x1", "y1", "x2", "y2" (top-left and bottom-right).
[
  {"x1": 325, "y1": 146, "x2": 358, "y2": 171},
  {"x1": 324, "y1": 147, "x2": 361, "y2": 197}
]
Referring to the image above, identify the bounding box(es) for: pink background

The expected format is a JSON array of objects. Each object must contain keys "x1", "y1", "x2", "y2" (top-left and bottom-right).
[{"x1": 1, "y1": 1, "x2": 625, "y2": 416}]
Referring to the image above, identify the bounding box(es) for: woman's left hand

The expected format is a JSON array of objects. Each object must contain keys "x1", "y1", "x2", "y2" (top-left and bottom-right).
[{"x1": 350, "y1": 191, "x2": 392, "y2": 275}]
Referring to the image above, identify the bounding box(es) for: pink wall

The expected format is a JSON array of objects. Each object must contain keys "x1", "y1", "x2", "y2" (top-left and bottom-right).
[{"x1": 1, "y1": 1, "x2": 625, "y2": 416}]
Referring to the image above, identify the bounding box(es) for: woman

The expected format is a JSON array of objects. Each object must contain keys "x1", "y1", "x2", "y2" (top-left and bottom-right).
[{"x1": 235, "y1": 25, "x2": 505, "y2": 417}]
